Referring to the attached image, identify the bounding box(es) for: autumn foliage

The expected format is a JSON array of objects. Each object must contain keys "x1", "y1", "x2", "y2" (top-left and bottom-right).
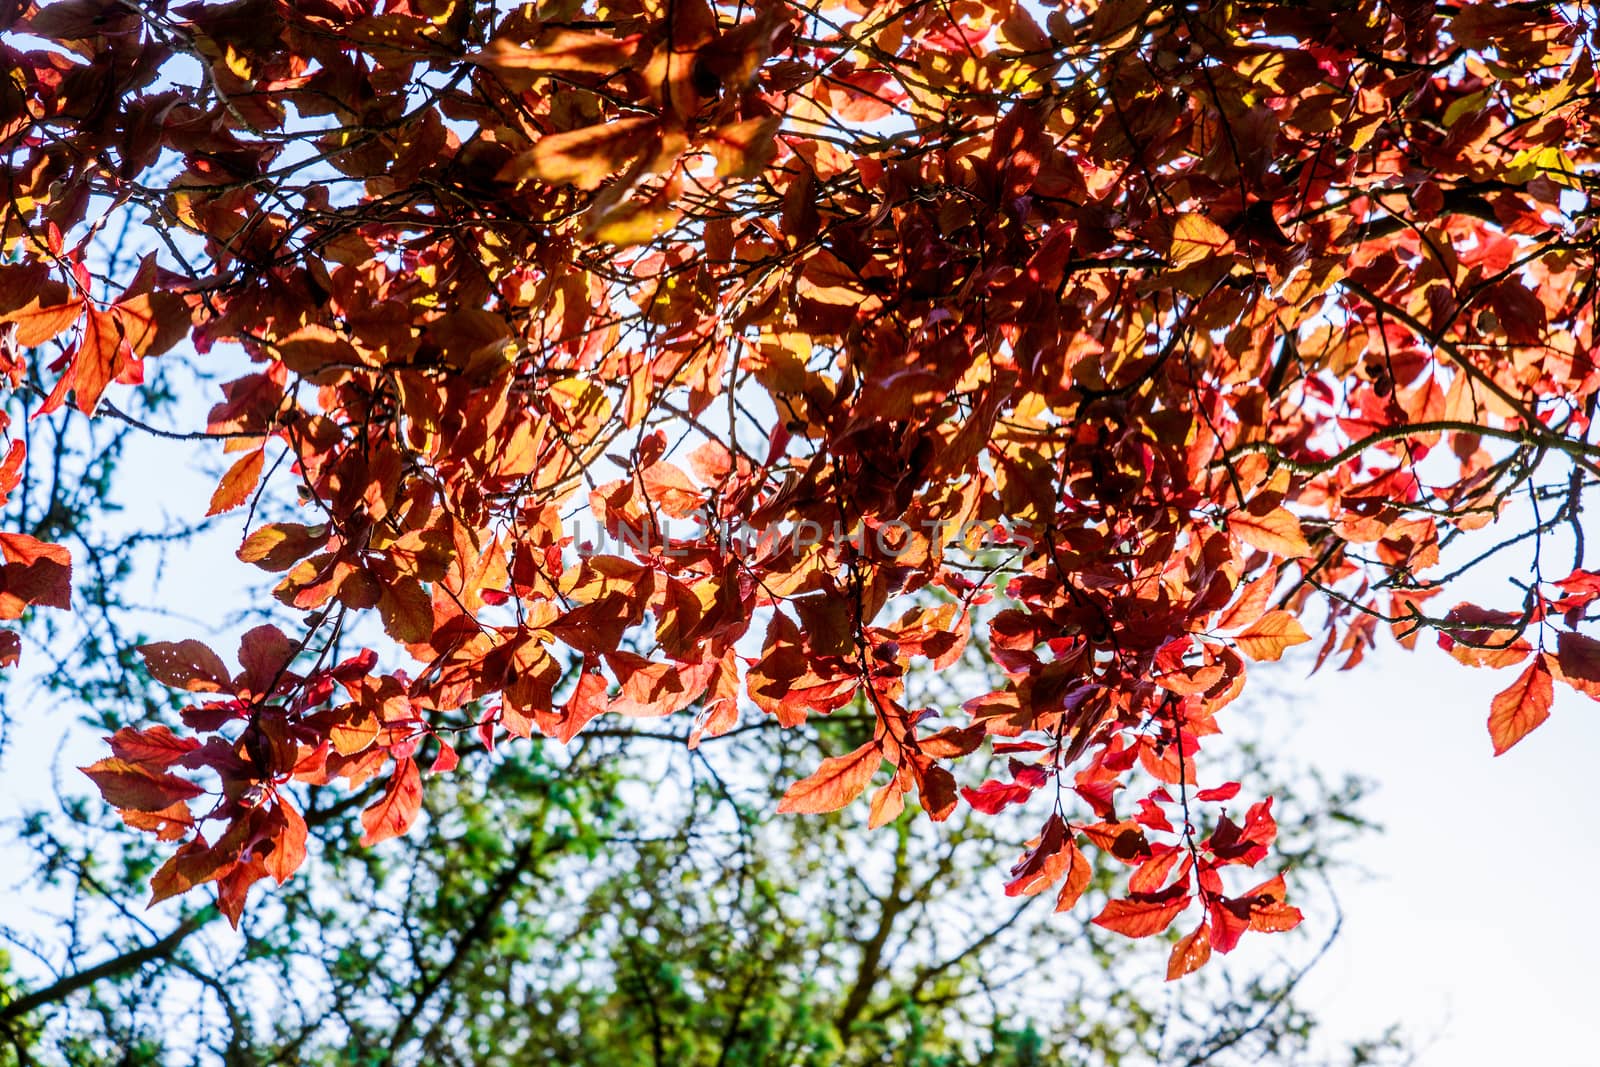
[{"x1": 4, "y1": 0, "x2": 1600, "y2": 980}]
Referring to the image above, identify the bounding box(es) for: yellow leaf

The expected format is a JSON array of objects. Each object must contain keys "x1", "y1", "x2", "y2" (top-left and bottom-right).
[{"x1": 1169, "y1": 213, "x2": 1232, "y2": 266}]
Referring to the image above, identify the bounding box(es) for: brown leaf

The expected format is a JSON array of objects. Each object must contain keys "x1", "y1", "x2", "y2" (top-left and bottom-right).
[
  {"x1": 378, "y1": 576, "x2": 434, "y2": 643},
  {"x1": 468, "y1": 30, "x2": 642, "y2": 86},
  {"x1": 0, "y1": 532, "x2": 71, "y2": 617},
  {"x1": 114, "y1": 291, "x2": 190, "y2": 358},
  {"x1": 238, "y1": 522, "x2": 327, "y2": 571},
  {"x1": 1553, "y1": 632, "x2": 1600, "y2": 699},
  {"x1": 707, "y1": 115, "x2": 781, "y2": 178},
  {"x1": 139, "y1": 640, "x2": 232, "y2": 692}
]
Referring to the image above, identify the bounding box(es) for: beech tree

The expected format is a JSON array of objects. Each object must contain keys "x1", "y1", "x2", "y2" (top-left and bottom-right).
[{"x1": 1, "y1": 0, "x2": 1598, "y2": 980}]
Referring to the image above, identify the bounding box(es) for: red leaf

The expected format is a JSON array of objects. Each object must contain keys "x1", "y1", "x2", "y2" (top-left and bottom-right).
[
  {"x1": 1195, "y1": 781, "x2": 1241, "y2": 802},
  {"x1": 149, "y1": 837, "x2": 234, "y2": 906},
  {"x1": 1487, "y1": 656, "x2": 1553, "y2": 755},
  {"x1": 428, "y1": 739, "x2": 459, "y2": 775},
  {"x1": 1004, "y1": 814, "x2": 1071, "y2": 896},
  {"x1": 1553, "y1": 632, "x2": 1600, "y2": 699},
  {"x1": 776, "y1": 742, "x2": 881, "y2": 814},
  {"x1": 961, "y1": 778, "x2": 1034, "y2": 814},
  {"x1": 81, "y1": 757, "x2": 203, "y2": 813},
  {"x1": 106, "y1": 725, "x2": 201, "y2": 769},
  {"x1": 360, "y1": 756, "x2": 422, "y2": 846},
  {"x1": 238, "y1": 624, "x2": 298, "y2": 695},
  {"x1": 216, "y1": 854, "x2": 269, "y2": 928},
  {"x1": 553, "y1": 667, "x2": 610, "y2": 744}
]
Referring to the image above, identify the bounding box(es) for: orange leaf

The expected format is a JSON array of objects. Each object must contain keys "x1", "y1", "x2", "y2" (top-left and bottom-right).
[
  {"x1": 378, "y1": 576, "x2": 435, "y2": 644},
  {"x1": 74, "y1": 305, "x2": 125, "y2": 415},
  {"x1": 1166, "y1": 922, "x2": 1212, "y2": 980},
  {"x1": 207, "y1": 447, "x2": 266, "y2": 516},
  {"x1": 501, "y1": 118, "x2": 656, "y2": 191},
  {"x1": 1053, "y1": 842, "x2": 1093, "y2": 912},
  {"x1": 2, "y1": 298, "x2": 80, "y2": 347},
  {"x1": 867, "y1": 779, "x2": 905, "y2": 828},
  {"x1": 1216, "y1": 572, "x2": 1277, "y2": 631},
  {"x1": 1228, "y1": 503, "x2": 1311, "y2": 558},
  {"x1": 1233, "y1": 610, "x2": 1311, "y2": 662},
  {"x1": 113, "y1": 290, "x2": 190, "y2": 358},
  {"x1": 1487, "y1": 656, "x2": 1553, "y2": 755},
  {"x1": 0, "y1": 532, "x2": 72, "y2": 618},
  {"x1": 1091, "y1": 894, "x2": 1190, "y2": 938},
  {"x1": 776, "y1": 741, "x2": 881, "y2": 814},
  {"x1": 238, "y1": 522, "x2": 326, "y2": 571}
]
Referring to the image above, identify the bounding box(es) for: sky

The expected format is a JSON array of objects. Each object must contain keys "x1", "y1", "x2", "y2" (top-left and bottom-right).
[{"x1": 1288, "y1": 638, "x2": 1600, "y2": 1066}]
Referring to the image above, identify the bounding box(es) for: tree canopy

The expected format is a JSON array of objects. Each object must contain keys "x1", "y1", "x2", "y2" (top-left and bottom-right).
[{"x1": 0, "y1": 0, "x2": 1597, "y2": 985}]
